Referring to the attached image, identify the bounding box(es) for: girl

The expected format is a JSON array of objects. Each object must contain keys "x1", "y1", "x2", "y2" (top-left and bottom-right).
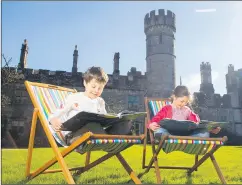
[{"x1": 148, "y1": 85, "x2": 221, "y2": 138}]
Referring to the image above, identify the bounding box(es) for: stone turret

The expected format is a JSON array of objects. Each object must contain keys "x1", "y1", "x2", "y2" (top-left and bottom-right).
[
  {"x1": 225, "y1": 64, "x2": 241, "y2": 108},
  {"x1": 113, "y1": 52, "x2": 120, "y2": 75},
  {"x1": 199, "y1": 62, "x2": 214, "y2": 95},
  {"x1": 226, "y1": 64, "x2": 236, "y2": 93},
  {"x1": 72, "y1": 45, "x2": 78, "y2": 74},
  {"x1": 19, "y1": 39, "x2": 28, "y2": 69},
  {"x1": 144, "y1": 9, "x2": 176, "y2": 98},
  {"x1": 228, "y1": 64, "x2": 234, "y2": 74}
]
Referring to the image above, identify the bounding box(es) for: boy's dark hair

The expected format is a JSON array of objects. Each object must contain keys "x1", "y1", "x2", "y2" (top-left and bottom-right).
[
  {"x1": 173, "y1": 85, "x2": 190, "y2": 98},
  {"x1": 83, "y1": 66, "x2": 109, "y2": 84}
]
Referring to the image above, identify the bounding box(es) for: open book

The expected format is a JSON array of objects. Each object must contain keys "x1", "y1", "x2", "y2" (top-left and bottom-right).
[
  {"x1": 158, "y1": 119, "x2": 229, "y2": 135},
  {"x1": 99, "y1": 110, "x2": 147, "y2": 119},
  {"x1": 61, "y1": 110, "x2": 147, "y2": 131}
]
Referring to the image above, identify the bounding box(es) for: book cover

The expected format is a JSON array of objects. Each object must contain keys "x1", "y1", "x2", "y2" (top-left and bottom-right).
[
  {"x1": 61, "y1": 110, "x2": 146, "y2": 131},
  {"x1": 158, "y1": 119, "x2": 229, "y2": 135}
]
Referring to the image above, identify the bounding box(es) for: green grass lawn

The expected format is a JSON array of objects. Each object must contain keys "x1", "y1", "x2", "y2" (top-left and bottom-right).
[{"x1": 1, "y1": 145, "x2": 242, "y2": 184}]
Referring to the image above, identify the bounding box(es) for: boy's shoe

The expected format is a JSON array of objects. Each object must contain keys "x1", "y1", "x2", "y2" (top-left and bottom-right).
[{"x1": 154, "y1": 133, "x2": 163, "y2": 143}]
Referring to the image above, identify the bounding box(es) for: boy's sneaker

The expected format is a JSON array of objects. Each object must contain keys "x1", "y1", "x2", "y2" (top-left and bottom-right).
[{"x1": 154, "y1": 133, "x2": 163, "y2": 143}]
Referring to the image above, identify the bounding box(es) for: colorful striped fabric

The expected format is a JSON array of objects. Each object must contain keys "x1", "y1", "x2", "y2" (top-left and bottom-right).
[
  {"x1": 87, "y1": 139, "x2": 141, "y2": 144},
  {"x1": 31, "y1": 85, "x2": 73, "y2": 146},
  {"x1": 77, "y1": 139, "x2": 141, "y2": 154},
  {"x1": 165, "y1": 139, "x2": 224, "y2": 145},
  {"x1": 162, "y1": 139, "x2": 224, "y2": 155},
  {"x1": 148, "y1": 100, "x2": 171, "y2": 118}
]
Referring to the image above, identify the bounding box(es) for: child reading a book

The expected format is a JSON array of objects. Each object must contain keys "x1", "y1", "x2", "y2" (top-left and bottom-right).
[
  {"x1": 148, "y1": 85, "x2": 221, "y2": 139},
  {"x1": 49, "y1": 66, "x2": 133, "y2": 145}
]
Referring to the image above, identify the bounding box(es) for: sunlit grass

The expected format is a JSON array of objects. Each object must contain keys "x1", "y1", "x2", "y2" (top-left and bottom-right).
[{"x1": 1, "y1": 145, "x2": 242, "y2": 184}]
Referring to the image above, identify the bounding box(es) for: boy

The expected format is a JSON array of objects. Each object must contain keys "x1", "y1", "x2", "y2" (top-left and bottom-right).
[{"x1": 49, "y1": 66, "x2": 132, "y2": 145}]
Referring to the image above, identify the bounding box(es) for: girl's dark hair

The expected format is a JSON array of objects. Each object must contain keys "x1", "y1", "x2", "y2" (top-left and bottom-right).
[
  {"x1": 173, "y1": 85, "x2": 190, "y2": 97},
  {"x1": 83, "y1": 66, "x2": 109, "y2": 84},
  {"x1": 170, "y1": 85, "x2": 191, "y2": 102}
]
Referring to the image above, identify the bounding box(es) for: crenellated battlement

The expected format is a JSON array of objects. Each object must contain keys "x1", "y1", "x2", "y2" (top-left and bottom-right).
[
  {"x1": 200, "y1": 61, "x2": 211, "y2": 71},
  {"x1": 2, "y1": 66, "x2": 146, "y2": 90},
  {"x1": 17, "y1": 68, "x2": 75, "y2": 77},
  {"x1": 228, "y1": 64, "x2": 234, "y2": 73},
  {"x1": 144, "y1": 9, "x2": 176, "y2": 32}
]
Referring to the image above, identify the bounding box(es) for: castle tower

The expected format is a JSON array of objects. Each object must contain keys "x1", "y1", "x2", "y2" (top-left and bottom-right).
[
  {"x1": 144, "y1": 9, "x2": 176, "y2": 98},
  {"x1": 226, "y1": 64, "x2": 236, "y2": 93},
  {"x1": 19, "y1": 39, "x2": 28, "y2": 69},
  {"x1": 199, "y1": 62, "x2": 215, "y2": 95},
  {"x1": 72, "y1": 45, "x2": 78, "y2": 74},
  {"x1": 225, "y1": 64, "x2": 240, "y2": 108},
  {"x1": 113, "y1": 52, "x2": 120, "y2": 75}
]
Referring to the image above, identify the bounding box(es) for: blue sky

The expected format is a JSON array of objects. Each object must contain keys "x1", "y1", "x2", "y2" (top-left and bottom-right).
[{"x1": 2, "y1": 1, "x2": 242, "y2": 95}]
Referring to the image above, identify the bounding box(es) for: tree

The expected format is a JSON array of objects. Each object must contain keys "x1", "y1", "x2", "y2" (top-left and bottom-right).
[
  {"x1": 1, "y1": 54, "x2": 24, "y2": 106},
  {"x1": 1, "y1": 54, "x2": 24, "y2": 139}
]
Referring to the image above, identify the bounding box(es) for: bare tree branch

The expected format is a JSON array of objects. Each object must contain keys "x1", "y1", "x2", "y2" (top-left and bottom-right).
[{"x1": 1, "y1": 54, "x2": 12, "y2": 67}]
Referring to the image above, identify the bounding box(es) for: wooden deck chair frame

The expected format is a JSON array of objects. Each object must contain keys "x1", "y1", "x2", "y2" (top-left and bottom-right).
[
  {"x1": 141, "y1": 97, "x2": 228, "y2": 184},
  {"x1": 24, "y1": 80, "x2": 145, "y2": 184}
]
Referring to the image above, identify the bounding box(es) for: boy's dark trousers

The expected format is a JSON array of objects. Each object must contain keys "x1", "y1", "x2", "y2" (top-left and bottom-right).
[{"x1": 64, "y1": 121, "x2": 133, "y2": 145}]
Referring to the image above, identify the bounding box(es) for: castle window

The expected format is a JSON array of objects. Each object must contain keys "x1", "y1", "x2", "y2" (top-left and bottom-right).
[
  {"x1": 154, "y1": 36, "x2": 159, "y2": 45},
  {"x1": 134, "y1": 123, "x2": 140, "y2": 135},
  {"x1": 15, "y1": 90, "x2": 21, "y2": 97},
  {"x1": 128, "y1": 75, "x2": 133, "y2": 81},
  {"x1": 159, "y1": 35, "x2": 162, "y2": 44},
  {"x1": 128, "y1": 95, "x2": 139, "y2": 111},
  {"x1": 147, "y1": 46, "x2": 152, "y2": 54}
]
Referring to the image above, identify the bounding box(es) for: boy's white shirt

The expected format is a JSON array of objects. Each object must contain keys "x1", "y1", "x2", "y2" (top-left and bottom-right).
[{"x1": 48, "y1": 92, "x2": 107, "y2": 136}]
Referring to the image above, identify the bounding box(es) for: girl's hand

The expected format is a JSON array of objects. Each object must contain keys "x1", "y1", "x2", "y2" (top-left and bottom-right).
[
  {"x1": 210, "y1": 127, "x2": 221, "y2": 134},
  {"x1": 149, "y1": 122, "x2": 160, "y2": 131}
]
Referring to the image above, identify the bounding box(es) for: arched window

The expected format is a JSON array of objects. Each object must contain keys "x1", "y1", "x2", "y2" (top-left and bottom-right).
[{"x1": 159, "y1": 35, "x2": 162, "y2": 44}]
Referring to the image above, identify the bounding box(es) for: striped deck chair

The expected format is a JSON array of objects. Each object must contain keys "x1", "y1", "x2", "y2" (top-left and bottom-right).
[
  {"x1": 141, "y1": 97, "x2": 228, "y2": 184},
  {"x1": 24, "y1": 80, "x2": 145, "y2": 184}
]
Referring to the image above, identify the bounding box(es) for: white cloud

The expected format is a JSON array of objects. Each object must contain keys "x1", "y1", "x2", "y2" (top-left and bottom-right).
[
  {"x1": 195, "y1": 8, "x2": 216, "y2": 13},
  {"x1": 182, "y1": 71, "x2": 219, "y2": 94}
]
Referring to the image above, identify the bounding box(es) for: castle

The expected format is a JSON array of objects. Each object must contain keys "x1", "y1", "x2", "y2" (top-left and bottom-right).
[
  {"x1": 193, "y1": 62, "x2": 242, "y2": 136},
  {"x1": 2, "y1": 9, "x2": 242, "y2": 147}
]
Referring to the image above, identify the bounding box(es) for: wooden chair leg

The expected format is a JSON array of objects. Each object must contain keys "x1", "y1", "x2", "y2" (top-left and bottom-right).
[
  {"x1": 29, "y1": 133, "x2": 90, "y2": 180},
  {"x1": 151, "y1": 143, "x2": 162, "y2": 184},
  {"x1": 188, "y1": 146, "x2": 220, "y2": 175},
  {"x1": 210, "y1": 154, "x2": 227, "y2": 184},
  {"x1": 195, "y1": 155, "x2": 198, "y2": 171},
  {"x1": 25, "y1": 108, "x2": 38, "y2": 178},
  {"x1": 142, "y1": 118, "x2": 148, "y2": 169},
  {"x1": 39, "y1": 118, "x2": 75, "y2": 184},
  {"x1": 75, "y1": 153, "x2": 116, "y2": 175},
  {"x1": 144, "y1": 133, "x2": 168, "y2": 184},
  {"x1": 116, "y1": 153, "x2": 142, "y2": 184},
  {"x1": 85, "y1": 151, "x2": 91, "y2": 166}
]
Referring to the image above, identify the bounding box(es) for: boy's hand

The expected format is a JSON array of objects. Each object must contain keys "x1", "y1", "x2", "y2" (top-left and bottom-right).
[
  {"x1": 210, "y1": 127, "x2": 221, "y2": 134},
  {"x1": 71, "y1": 103, "x2": 79, "y2": 111},
  {"x1": 50, "y1": 117, "x2": 63, "y2": 131},
  {"x1": 149, "y1": 122, "x2": 160, "y2": 131}
]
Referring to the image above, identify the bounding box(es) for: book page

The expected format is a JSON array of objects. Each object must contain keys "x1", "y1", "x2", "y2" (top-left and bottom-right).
[{"x1": 98, "y1": 111, "x2": 146, "y2": 119}]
